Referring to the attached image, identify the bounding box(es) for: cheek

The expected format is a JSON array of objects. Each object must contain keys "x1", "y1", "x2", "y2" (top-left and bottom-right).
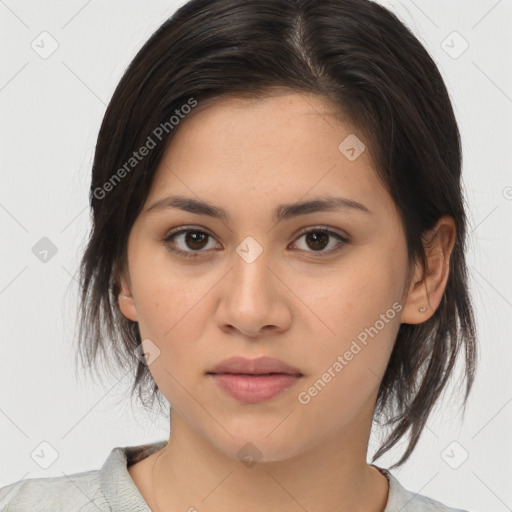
[
  {"x1": 130, "y1": 245, "x2": 213, "y2": 339},
  {"x1": 133, "y1": 273, "x2": 210, "y2": 407},
  {"x1": 292, "y1": 274, "x2": 401, "y2": 436},
  {"x1": 128, "y1": 251, "x2": 222, "y2": 395},
  {"x1": 294, "y1": 251, "x2": 403, "y2": 383},
  {"x1": 305, "y1": 254, "x2": 401, "y2": 325}
]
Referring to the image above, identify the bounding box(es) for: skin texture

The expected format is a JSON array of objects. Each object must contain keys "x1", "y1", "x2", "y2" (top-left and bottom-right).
[{"x1": 119, "y1": 90, "x2": 456, "y2": 512}]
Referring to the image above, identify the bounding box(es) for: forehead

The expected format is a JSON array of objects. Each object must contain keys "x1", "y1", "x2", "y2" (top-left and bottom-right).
[
  {"x1": 183, "y1": 90, "x2": 353, "y2": 142},
  {"x1": 146, "y1": 91, "x2": 394, "y2": 220}
]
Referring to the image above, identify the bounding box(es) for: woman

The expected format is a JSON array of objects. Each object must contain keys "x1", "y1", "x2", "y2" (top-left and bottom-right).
[{"x1": 0, "y1": 0, "x2": 477, "y2": 510}]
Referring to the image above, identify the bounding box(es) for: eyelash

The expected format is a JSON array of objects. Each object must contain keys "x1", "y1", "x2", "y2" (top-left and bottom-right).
[{"x1": 162, "y1": 225, "x2": 349, "y2": 259}]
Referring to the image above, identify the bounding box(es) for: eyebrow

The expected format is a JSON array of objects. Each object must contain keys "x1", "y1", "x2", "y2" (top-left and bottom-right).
[{"x1": 145, "y1": 195, "x2": 372, "y2": 223}]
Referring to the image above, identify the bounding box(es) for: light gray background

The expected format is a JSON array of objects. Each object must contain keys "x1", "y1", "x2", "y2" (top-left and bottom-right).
[{"x1": 1, "y1": 1, "x2": 511, "y2": 510}]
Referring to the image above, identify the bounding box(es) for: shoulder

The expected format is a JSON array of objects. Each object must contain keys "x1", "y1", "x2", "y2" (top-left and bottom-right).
[
  {"x1": 376, "y1": 466, "x2": 471, "y2": 512},
  {"x1": 0, "y1": 469, "x2": 106, "y2": 512},
  {"x1": 0, "y1": 441, "x2": 166, "y2": 512}
]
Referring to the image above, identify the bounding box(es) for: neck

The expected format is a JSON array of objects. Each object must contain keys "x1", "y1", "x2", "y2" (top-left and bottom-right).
[{"x1": 150, "y1": 412, "x2": 389, "y2": 512}]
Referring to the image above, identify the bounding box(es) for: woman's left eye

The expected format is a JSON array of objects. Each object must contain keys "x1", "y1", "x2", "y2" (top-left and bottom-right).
[
  {"x1": 162, "y1": 226, "x2": 348, "y2": 258},
  {"x1": 292, "y1": 227, "x2": 348, "y2": 255}
]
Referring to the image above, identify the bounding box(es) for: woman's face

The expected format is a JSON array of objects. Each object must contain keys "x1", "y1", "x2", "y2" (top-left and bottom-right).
[{"x1": 118, "y1": 91, "x2": 416, "y2": 462}]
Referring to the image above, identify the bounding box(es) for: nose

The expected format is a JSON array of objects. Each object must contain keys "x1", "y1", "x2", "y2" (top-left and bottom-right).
[{"x1": 215, "y1": 242, "x2": 292, "y2": 338}]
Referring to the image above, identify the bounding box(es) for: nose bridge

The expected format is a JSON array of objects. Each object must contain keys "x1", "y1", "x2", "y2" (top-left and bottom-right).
[
  {"x1": 232, "y1": 234, "x2": 273, "y2": 303},
  {"x1": 222, "y1": 236, "x2": 278, "y2": 323},
  {"x1": 235, "y1": 234, "x2": 266, "y2": 266},
  {"x1": 217, "y1": 233, "x2": 287, "y2": 335}
]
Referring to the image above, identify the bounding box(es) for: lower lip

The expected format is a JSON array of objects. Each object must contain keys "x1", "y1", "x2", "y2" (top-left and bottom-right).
[{"x1": 209, "y1": 373, "x2": 302, "y2": 403}]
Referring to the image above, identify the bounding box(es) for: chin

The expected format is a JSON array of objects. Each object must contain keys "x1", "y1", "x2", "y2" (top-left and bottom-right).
[{"x1": 210, "y1": 425, "x2": 314, "y2": 466}]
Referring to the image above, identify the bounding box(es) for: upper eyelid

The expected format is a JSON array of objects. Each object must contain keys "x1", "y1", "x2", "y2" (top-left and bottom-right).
[{"x1": 165, "y1": 225, "x2": 347, "y2": 239}]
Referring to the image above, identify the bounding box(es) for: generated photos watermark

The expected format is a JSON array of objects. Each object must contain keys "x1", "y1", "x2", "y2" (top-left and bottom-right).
[{"x1": 297, "y1": 301, "x2": 403, "y2": 405}]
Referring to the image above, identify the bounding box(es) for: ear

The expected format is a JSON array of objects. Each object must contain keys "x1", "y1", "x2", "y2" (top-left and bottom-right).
[
  {"x1": 115, "y1": 267, "x2": 138, "y2": 322},
  {"x1": 400, "y1": 216, "x2": 456, "y2": 325}
]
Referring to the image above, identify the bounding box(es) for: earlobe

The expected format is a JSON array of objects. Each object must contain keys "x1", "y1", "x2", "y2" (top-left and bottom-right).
[
  {"x1": 400, "y1": 216, "x2": 456, "y2": 325},
  {"x1": 116, "y1": 271, "x2": 138, "y2": 322}
]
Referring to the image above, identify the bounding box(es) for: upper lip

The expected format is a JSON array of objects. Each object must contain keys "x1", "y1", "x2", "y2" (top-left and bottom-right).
[{"x1": 207, "y1": 356, "x2": 303, "y2": 376}]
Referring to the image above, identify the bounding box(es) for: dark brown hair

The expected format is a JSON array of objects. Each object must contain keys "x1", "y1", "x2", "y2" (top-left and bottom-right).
[{"x1": 75, "y1": 0, "x2": 477, "y2": 468}]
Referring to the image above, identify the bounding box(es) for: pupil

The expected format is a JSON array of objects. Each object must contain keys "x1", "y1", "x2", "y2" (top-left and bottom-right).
[
  {"x1": 307, "y1": 231, "x2": 328, "y2": 250},
  {"x1": 186, "y1": 232, "x2": 207, "y2": 250}
]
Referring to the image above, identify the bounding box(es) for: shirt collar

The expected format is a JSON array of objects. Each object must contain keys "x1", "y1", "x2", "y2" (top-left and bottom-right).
[{"x1": 99, "y1": 440, "x2": 167, "y2": 511}]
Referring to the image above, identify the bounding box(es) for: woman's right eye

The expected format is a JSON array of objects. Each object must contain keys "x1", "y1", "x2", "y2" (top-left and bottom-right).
[{"x1": 163, "y1": 228, "x2": 220, "y2": 258}]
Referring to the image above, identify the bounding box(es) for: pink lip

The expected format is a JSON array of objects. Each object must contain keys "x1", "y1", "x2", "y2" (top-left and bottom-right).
[
  {"x1": 209, "y1": 373, "x2": 302, "y2": 403},
  {"x1": 208, "y1": 356, "x2": 303, "y2": 375},
  {"x1": 207, "y1": 356, "x2": 304, "y2": 404}
]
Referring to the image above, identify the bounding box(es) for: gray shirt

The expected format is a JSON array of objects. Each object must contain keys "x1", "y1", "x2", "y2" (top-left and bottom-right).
[{"x1": 0, "y1": 441, "x2": 469, "y2": 511}]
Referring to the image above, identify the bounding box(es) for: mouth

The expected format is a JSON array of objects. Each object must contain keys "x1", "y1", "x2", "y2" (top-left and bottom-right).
[
  {"x1": 206, "y1": 356, "x2": 304, "y2": 403},
  {"x1": 207, "y1": 355, "x2": 303, "y2": 376}
]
